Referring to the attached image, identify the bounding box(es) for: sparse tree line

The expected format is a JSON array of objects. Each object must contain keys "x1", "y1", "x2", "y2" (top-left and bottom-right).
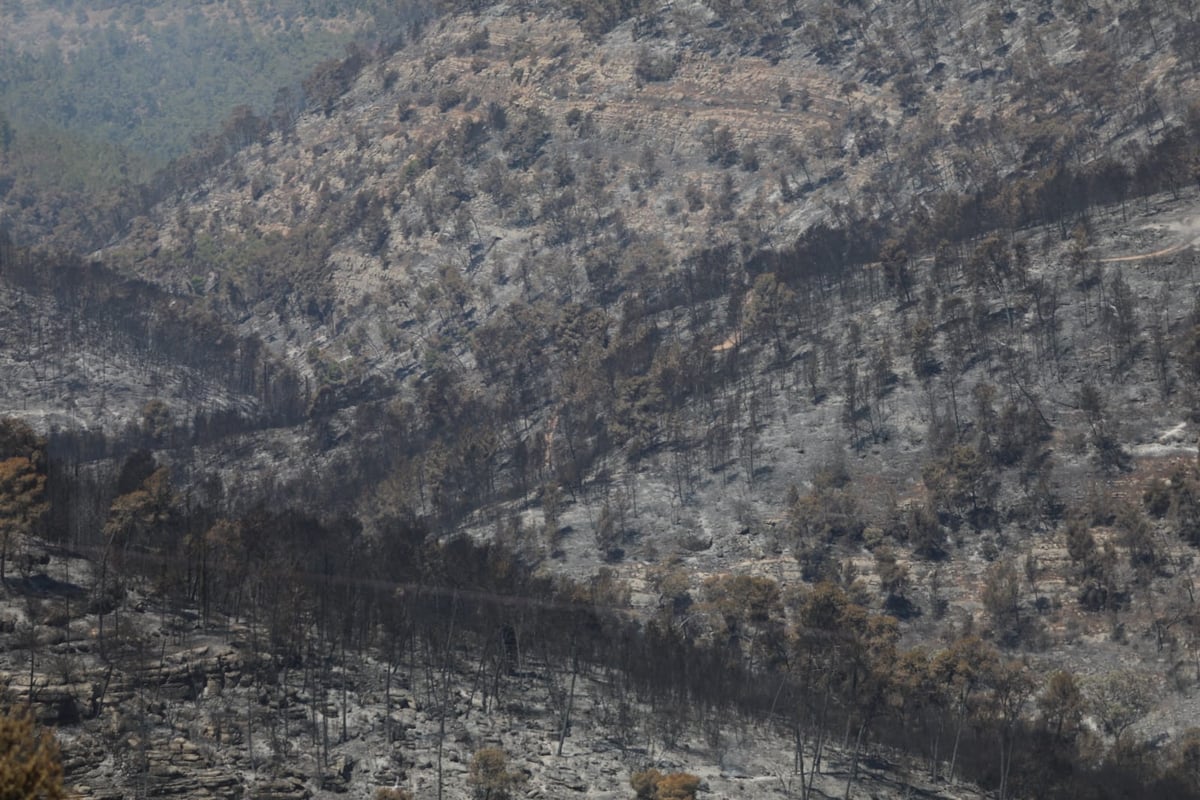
[
  {"x1": 0, "y1": 237, "x2": 330, "y2": 434},
  {"x1": 5, "y1": 415, "x2": 1200, "y2": 798}
]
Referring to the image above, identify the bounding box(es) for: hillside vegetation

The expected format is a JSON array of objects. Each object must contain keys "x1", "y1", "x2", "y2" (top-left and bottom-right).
[
  {"x1": 0, "y1": 0, "x2": 429, "y2": 247},
  {"x1": 3, "y1": 0, "x2": 1200, "y2": 797}
]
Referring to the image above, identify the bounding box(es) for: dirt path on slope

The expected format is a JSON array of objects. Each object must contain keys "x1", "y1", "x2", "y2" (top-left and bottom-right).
[
  {"x1": 1100, "y1": 241, "x2": 1191, "y2": 262},
  {"x1": 1100, "y1": 212, "x2": 1200, "y2": 263}
]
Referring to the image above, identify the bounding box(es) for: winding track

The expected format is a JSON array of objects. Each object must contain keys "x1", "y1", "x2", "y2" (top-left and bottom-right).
[
  {"x1": 1099, "y1": 215, "x2": 1200, "y2": 263},
  {"x1": 1100, "y1": 241, "x2": 1193, "y2": 263}
]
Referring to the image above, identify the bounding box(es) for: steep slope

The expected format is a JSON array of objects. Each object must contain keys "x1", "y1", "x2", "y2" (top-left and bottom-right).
[
  {"x1": 4, "y1": 0, "x2": 1200, "y2": 798},
  {"x1": 2, "y1": 535, "x2": 1000, "y2": 800},
  {"x1": 102, "y1": 0, "x2": 1200, "y2": 397},
  {"x1": 87, "y1": 0, "x2": 1200, "y2": 537}
]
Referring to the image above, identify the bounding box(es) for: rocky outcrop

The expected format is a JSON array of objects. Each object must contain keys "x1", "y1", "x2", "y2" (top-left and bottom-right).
[{"x1": 251, "y1": 775, "x2": 310, "y2": 800}]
